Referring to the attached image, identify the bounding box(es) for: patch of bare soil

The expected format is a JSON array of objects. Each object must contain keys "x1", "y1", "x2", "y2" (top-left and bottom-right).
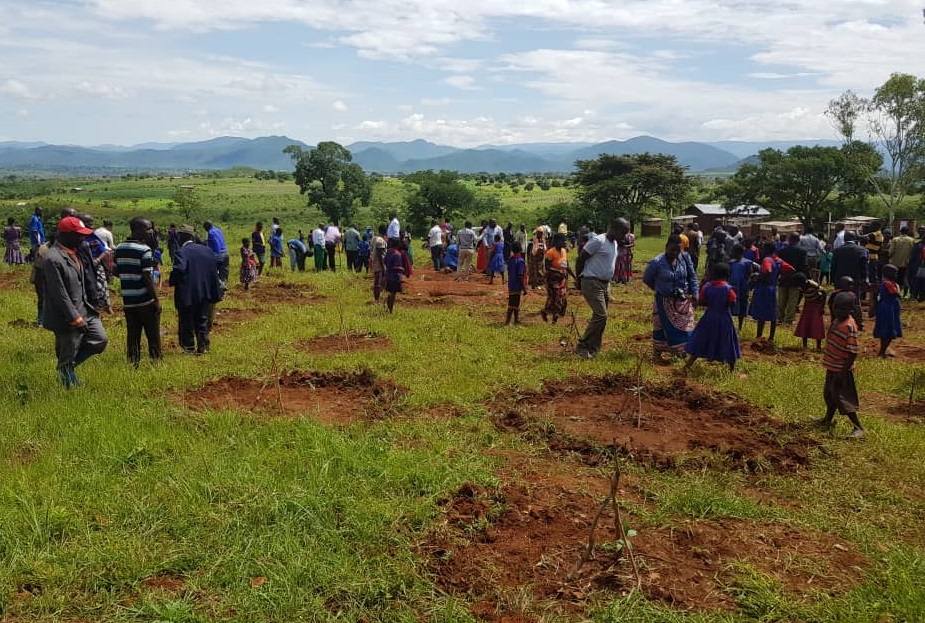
[
  {"x1": 0, "y1": 271, "x2": 27, "y2": 291},
  {"x1": 298, "y1": 331, "x2": 391, "y2": 354},
  {"x1": 228, "y1": 281, "x2": 326, "y2": 304},
  {"x1": 863, "y1": 390, "x2": 925, "y2": 423},
  {"x1": 421, "y1": 452, "x2": 866, "y2": 619},
  {"x1": 492, "y1": 374, "x2": 817, "y2": 474},
  {"x1": 140, "y1": 574, "x2": 187, "y2": 595},
  {"x1": 209, "y1": 307, "x2": 264, "y2": 332},
  {"x1": 181, "y1": 368, "x2": 404, "y2": 424},
  {"x1": 401, "y1": 271, "x2": 507, "y2": 311},
  {"x1": 859, "y1": 339, "x2": 925, "y2": 364}
]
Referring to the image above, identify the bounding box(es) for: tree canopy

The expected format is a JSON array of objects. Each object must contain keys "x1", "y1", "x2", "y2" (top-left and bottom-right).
[
  {"x1": 284, "y1": 142, "x2": 372, "y2": 224},
  {"x1": 827, "y1": 73, "x2": 925, "y2": 225},
  {"x1": 403, "y1": 170, "x2": 475, "y2": 233},
  {"x1": 572, "y1": 152, "x2": 690, "y2": 231},
  {"x1": 718, "y1": 146, "x2": 855, "y2": 230}
]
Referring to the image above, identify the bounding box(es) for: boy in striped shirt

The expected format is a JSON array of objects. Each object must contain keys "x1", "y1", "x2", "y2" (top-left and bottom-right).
[
  {"x1": 113, "y1": 217, "x2": 162, "y2": 367},
  {"x1": 816, "y1": 291, "x2": 864, "y2": 438}
]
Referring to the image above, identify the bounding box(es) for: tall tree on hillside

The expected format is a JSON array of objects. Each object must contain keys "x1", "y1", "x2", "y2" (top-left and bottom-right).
[
  {"x1": 718, "y1": 146, "x2": 849, "y2": 230},
  {"x1": 573, "y1": 152, "x2": 690, "y2": 231},
  {"x1": 827, "y1": 73, "x2": 925, "y2": 225},
  {"x1": 284, "y1": 142, "x2": 372, "y2": 223}
]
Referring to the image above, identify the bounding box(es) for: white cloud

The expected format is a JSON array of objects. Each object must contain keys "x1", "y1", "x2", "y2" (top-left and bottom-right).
[
  {"x1": 332, "y1": 100, "x2": 348, "y2": 112},
  {"x1": 444, "y1": 75, "x2": 479, "y2": 91},
  {"x1": 262, "y1": 104, "x2": 280, "y2": 113}
]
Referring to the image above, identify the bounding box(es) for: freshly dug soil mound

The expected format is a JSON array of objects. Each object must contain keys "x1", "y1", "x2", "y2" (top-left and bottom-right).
[
  {"x1": 298, "y1": 331, "x2": 391, "y2": 354},
  {"x1": 181, "y1": 368, "x2": 404, "y2": 424},
  {"x1": 492, "y1": 374, "x2": 817, "y2": 474}
]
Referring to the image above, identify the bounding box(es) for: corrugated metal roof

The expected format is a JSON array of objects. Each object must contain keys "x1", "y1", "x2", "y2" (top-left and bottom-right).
[{"x1": 687, "y1": 204, "x2": 770, "y2": 217}]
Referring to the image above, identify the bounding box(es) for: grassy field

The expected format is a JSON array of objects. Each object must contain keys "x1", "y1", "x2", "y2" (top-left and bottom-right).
[{"x1": 1, "y1": 184, "x2": 925, "y2": 621}]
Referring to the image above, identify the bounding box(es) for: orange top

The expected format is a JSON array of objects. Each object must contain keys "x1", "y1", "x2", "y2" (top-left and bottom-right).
[{"x1": 544, "y1": 247, "x2": 568, "y2": 271}]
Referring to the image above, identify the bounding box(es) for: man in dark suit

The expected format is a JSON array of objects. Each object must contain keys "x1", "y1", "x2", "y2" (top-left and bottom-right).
[
  {"x1": 169, "y1": 225, "x2": 221, "y2": 354},
  {"x1": 777, "y1": 232, "x2": 808, "y2": 324},
  {"x1": 43, "y1": 216, "x2": 109, "y2": 387},
  {"x1": 831, "y1": 231, "x2": 869, "y2": 294}
]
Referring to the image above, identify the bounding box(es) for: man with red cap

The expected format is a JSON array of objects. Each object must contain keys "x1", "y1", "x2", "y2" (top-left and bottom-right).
[{"x1": 42, "y1": 215, "x2": 109, "y2": 388}]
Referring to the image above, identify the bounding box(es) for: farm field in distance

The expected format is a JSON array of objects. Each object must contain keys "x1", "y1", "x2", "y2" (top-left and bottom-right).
[{"x1": 0, "y1": 176, "x2": 924, "y2": 622}]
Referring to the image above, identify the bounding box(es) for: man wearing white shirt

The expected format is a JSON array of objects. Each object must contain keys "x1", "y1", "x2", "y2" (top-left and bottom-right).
[
  {"x1": 427, "y1": 219, "x2": 445, "y2": 271},
  {"x1": 387, "y1": 213, "x2": 401, "y2": 242},
  {"x1": 832, "y1": 223, "x2": 846, "y2": 249},
  {"x1": 324, "y1": 222, "x2": 341, "y2": 272},
  {"x1": 574, "y1": 218, "x2": 629, "y2": 359},
  {"x1": 311, "y1": 223, "x2": 326, "y2": 271}
]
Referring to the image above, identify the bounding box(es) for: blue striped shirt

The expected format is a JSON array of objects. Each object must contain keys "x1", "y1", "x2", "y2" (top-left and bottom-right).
[{"x1": 114, "y1": 240, "x2": 155, "y2": 307}]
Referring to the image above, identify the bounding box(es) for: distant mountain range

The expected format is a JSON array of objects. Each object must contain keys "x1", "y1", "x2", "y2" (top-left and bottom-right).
[{"x1": 0, "y1": 135, "x2": 842, "y2": 176}]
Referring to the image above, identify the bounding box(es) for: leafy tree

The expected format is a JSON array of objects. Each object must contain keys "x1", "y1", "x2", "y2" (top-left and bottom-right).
[
  {"x1": 284, "y1": 142, "x2": 372, "y2": 224},
  {"x1": 171, "y1": 187, "x2": 201, "y2": 224},
  {"x1": 718, "y1": 146, "x2": 850, "y2": 230},
  {"x1": 403, "y1": 170, "x2": 475, "y2": 233},
  {"x1": 573, "y1": 152, "x2": 690, "y2": 231},
  {"x1": 827, "y1": 73, "x2": 925, "y2": 225}
]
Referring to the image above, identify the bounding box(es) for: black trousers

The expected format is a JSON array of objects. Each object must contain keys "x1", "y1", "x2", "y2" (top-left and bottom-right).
[
  {"x1": 178, "y1": 302, "x2": 212, "y2": 354},
  {"x1": 325, "y1": 242, "x2": 337, "y2": 271},
  {"x1": 125, "y1": 303, "x2": 162, "y2": 365},
  {"x1": 346, "y1": 250, "x2": 359, "y2": 271}
]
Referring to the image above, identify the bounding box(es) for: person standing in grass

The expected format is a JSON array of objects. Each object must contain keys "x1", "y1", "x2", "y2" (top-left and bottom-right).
[
  {"x1": 30, "y1": 233, "x2": 53, "y2": 326},
  {"x1": 269, "y1": 227, "x2": 284, "y2": 271},
  {"x1": 505, "y1": 241, "x2": 528, "y2": 325},
  {"x1": 371, "y1": 223, "x2": 387, "y2": 302},
  {"x1": 793, "y1": 273, "x2": 826, "y2": 350},
  {"x1": 344, "y1": 223, "x2": 362, "y2": 272},
  {"x1": 287, "y1": 236, "x2": 308, "y2": 272},
  {"x1": 4, "y1": 217, "x2": 24, "y2": 265},
  {"x1": 203, "y1": 220, "x2": 230, "y2": 289},
  {"x1": 324, "y1": 221, "x2": 341, "y2": 272},
  {"x1": 170, "y1": 224, "x2": 221, "y2": 355},
  {"x1": 428, "y1": 219, "x2": 445, "y2": 271},
  {"x1": 357, "y1": 236, "x2": 370, "y2": 274},
  {"x1": 311, "y1": 223, "x2": 326, "y2": 272},
  {"x1": 816, "y1": 291, "x2": 865, "y2": 439},
  {"x1": 384, "y1": 238, "x2": 404, "y2": 313},
  {"x1": 527, "y1": 227, "x2": 547, "y2": 290},
  {"x1": 643, "y1": 233, "x2": 699, "y2": 362},
  {"x1": 251, "y1": 221, "x2": 267, "y2": 276},
  {"x1": 574, "y1": 218, "x2": 629, "y2": 359},
  {"x1": 43, "y1": 216, "x2": 109, "y2": 388},
  {"x1": 684, "y1": 262, "x2": 740, "y2": 372},
  {"x1": 239, "y1": 238, "x2": 257, "y2": 290},
  {"x1": 113, "y1": 217, "x2": 162, "y2": 367},
  {"x1": 454, "y1": 220, "x2": 477, "y2": 281},
  {"x1": 728, "y1": 244, "x2": 756, "y2": 333},
  {"x1": 28, "y1": 206, "x2": 45, "y2": 262},
  {"x1": 873, "y1": 264, "x2": 903, "y2": 358},
  {"x1": 487, "y1": 233, "x2": 505, "y2": 284},
  {"x1": 541, "y1": 233, "x2": 574, "y2": 324},
  {"x1": 749, "y1": 241, "x2": 793, "y2": 342}
]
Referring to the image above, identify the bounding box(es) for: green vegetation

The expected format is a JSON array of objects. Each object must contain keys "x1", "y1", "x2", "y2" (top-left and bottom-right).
[{"x1": 1, "y1": 219, "x2": 924, "y2": 621}]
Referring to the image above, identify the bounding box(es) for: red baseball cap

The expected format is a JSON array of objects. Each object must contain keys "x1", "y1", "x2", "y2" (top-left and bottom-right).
[{"x1": 57, "y1": 216, "x2": 94, "y2": 235}]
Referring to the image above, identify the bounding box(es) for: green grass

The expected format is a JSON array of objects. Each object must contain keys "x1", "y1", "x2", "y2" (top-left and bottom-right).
[{"x1": 1, "y1": 195, "x2": 925, "y2": 621}]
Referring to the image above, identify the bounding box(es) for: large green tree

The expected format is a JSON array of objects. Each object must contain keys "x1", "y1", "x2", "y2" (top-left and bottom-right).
[
  {"x1": 572, "y1": 152, "x2": 690, "y2": 231},
  {"x1": 719, "y1": 146, "x2": 850, "y2": 230},
  {"x1": 827, "y1": 73, "x2": 925, "y2": 225},
  {"x1": 284, "y1": 142, "x2": 372, "y2": 223},
  {"x1": 403, "y1": 170, "x2": 475, "y2": 233}
]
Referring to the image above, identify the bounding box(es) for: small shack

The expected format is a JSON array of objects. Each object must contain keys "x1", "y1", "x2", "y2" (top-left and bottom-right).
[
  {"x1": 685, "y1": 204, "x2": 770, "y2": 232},
  {"x1": 752, "y1": 220, "x2": 803, "y2": 240},
  {"x1": 641, "y1": 218, "x2": 663, "y2": 237}
]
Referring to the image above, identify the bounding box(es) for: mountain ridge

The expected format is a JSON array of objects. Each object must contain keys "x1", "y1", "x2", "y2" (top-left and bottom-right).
[{"x1": 0, "y1": 135, "x2": 841, "y2": 175}]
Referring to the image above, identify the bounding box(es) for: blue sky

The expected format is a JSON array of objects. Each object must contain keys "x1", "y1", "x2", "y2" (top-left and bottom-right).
[{"x1": 1, "y1": 0, "x2": 922, "y2": 147}]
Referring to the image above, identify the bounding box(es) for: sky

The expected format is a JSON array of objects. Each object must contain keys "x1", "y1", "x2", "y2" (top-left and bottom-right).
[{"x1": 1, "y1": 0, "x2": 923, "y2": 148}]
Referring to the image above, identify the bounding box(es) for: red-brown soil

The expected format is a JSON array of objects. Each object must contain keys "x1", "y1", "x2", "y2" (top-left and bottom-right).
[
  {"x1": 0, "y1": 271, "x2": 27, "y2": 291},
  {"x1": 298, "y1": 331, "x2": 391, "y2": 354},
  {"x1": 228, "y1": 281, "x2": 326, "y2": 304},
  {"x1": 180, "y1": 368, "x2": 404, "y2": 424},
  {"x1": 859, "y1": 338, "x2": 925, "y2": 363},
  {"x1": 209, "y1": 307, "x2": 264, "y2": 332},
  {"x1": 492, "y1": 374, "x2": 817, "y2": 474},
  {"x1": 862, "y1": 390, "x2": 925, "y2": 423},
  {"x1": 421, "y1": 452, "x2": 866, "y2": 620},
  {"x1": 140, "y1": 574, "x2": 187, "y2": 595}
]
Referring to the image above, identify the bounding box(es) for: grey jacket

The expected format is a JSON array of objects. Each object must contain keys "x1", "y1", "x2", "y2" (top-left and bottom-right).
[{"x1": 42, "y1": 243, "x2": 96, "y2": 333}]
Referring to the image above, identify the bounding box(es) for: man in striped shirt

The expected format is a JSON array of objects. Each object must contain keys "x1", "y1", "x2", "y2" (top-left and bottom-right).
[
  {"x1": 113, "y1": 217, "x2": 161, "y2": 367},
  {"x1": 816, "y1": 291, "x2": 864, "y2": 438}
]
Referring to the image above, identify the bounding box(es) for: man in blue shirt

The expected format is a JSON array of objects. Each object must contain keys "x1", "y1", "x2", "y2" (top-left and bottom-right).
[
  {"x1": 203, "y1": 220, "x2": 229, "y2": 290},
  {"x1": 574, "y1": 218, "x2": 629, "y2": 359},
  {"x1": 28, "y1": 206, "x2": 45, "y2": 261}
]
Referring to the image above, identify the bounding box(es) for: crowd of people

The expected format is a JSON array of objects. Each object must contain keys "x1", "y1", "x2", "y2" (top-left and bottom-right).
[{"x1": 5, "y1": 207, "x2": 922, "y2": 438}]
